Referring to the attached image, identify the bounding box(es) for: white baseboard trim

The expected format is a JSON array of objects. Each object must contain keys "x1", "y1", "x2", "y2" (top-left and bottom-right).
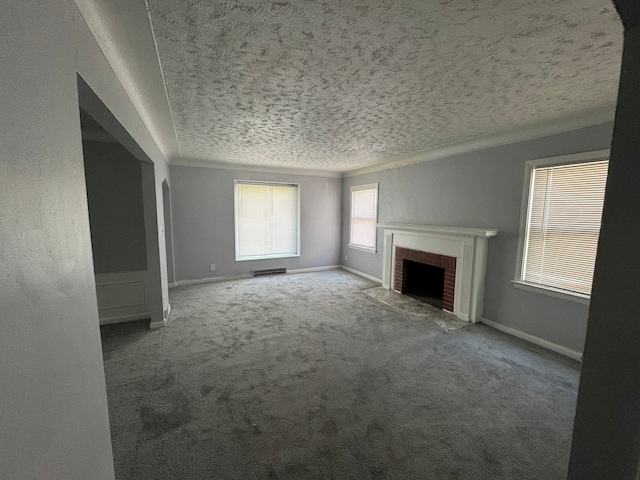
[
  {"x1": 170, "y1": 266, "x2": 346, "y2": 288},
  {"x1": 480, "y1": 317, "x2": 582, "y2": 361},
  {"x1": 169, "y1": 274, "x2": 253, "y2": 288},
  {"x1": 171, "y1": 265, "x2": 381, "y2": 288},
  {"x1": 99, "y1": 313, "x2": 150, "y2": 326},
  {"x1": 340, "y1": 266, "x2": 382, "y2": 284},
  {"x1": 149, "y1": 318, "x2": 167, "y2": 329},
  {"x1": 288, "y1": 265, "x2": 340, "y2": 274}
]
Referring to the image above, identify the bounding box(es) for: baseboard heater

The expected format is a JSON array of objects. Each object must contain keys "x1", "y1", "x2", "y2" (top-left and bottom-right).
[{"x1": 252, "y1": 267, "x2": 287, "y2": 277}]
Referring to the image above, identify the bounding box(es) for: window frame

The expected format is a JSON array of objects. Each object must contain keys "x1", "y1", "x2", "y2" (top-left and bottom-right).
[
  {"x1": 513, "y1": 149, "x2": 610, "y2": 304},
  {"x1": 348, "y1": 183, "x2": 379, "y2": 254},
  {"x1": 234, "y1": 180, "x2": 300, "y2": 262}
]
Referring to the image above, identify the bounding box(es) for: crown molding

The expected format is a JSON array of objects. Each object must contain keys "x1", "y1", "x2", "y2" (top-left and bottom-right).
[
  {"x1": 169, "y1": 157, "x2": 343, "y2": 178},
  {"x1": 343, "y1": 104, "x2": 616, "y2": 178},
  {"x1": 168, "y1": 105, "x2": 615, "y2": 179}
]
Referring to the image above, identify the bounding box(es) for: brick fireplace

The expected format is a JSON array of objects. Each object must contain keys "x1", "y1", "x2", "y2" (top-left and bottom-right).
[
  {"x1": 379, "y1": 224, "x2": 498, "y2": 322},
  {"x1": 394, "y1": 247, "x2": 457, "y2": 312}
]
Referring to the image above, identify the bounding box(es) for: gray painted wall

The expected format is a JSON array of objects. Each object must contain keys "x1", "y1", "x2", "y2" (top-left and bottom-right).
[
  {"x1": 170, "y1": 166, "x2": 341, "y2": 281},
  {"x1": 76, "y1": 15, "x2": 172, "y2": 326},
  {"x1": 0, "y1": 1, "x2": 115, "y2": 478},
  {"x1": 1, "y1": 0, "x2": 177, "y2": 477},
  {"x1": 342, "y1": 123, "x2": 614, "y2": 354},
  {"x1": 83, "y1": 140, "x2": 147, "y2": 274}
]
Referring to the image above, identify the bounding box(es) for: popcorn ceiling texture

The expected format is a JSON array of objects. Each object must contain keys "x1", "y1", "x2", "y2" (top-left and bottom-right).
[{"x1": 147, "y1": 0, "x2": 622, "y2": 171}]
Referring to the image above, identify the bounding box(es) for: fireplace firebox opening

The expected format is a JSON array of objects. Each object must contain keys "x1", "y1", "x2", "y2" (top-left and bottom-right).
[
  {"x1": 402, "y1": 260, "x2": 445, "y2": 309},
  {"x1": 394, "y1": 247, "x2": 456, "y2": 313}
]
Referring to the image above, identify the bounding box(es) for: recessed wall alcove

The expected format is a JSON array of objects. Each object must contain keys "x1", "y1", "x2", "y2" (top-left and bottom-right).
[{"x1": 379, "y1": 224, "x2": 498, "y2": 323}]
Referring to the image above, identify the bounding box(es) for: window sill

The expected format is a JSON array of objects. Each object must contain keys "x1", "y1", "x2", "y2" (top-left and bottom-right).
[
  {"x1": 512, "y1": 280, "x2": 590, "y2": 305},
  {"x1": 236, "y1": 253, "x2": 300, "y2": 262},
  {"x1": 348, "y1": 244, "x2": 377, "y2": 254}
]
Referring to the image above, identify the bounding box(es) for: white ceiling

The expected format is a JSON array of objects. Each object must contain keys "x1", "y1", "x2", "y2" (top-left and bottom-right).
[{"x1": 79, "y1": 0, "x2": 624, "y2": 173}]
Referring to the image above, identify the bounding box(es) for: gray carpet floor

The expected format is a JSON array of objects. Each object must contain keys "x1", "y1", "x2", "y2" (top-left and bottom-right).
[{"x1": 100, "y1": 270, "x2": 580, "y2": 480}]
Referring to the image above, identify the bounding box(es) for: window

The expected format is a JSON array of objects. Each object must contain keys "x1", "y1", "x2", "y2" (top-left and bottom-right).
[
  {"x1": 349, "y1": 183, "x2": 379, "y2": 252},
  {"x1": 515, "y1": 151, "x2": 609, "y2": 301},
  {"x1": 234, "y1": 181, "x2": 299, "y2": 261}
]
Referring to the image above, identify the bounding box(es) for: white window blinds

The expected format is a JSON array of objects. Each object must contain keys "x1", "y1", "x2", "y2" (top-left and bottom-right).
[
  {"x1": 235, "y1": 182, "x2": 299, "y2": 260},
  {"x1": 349, "y1": 185, "x2": 378, "y2": 250},
  {"x1": 523, "y1": 160, "x2": 608, "y2": 296}
]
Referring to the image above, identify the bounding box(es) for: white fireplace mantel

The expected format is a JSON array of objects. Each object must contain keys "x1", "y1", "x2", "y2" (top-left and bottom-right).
[{"x1": 378, "y1": 223, "x2": 498, "y2": 323}]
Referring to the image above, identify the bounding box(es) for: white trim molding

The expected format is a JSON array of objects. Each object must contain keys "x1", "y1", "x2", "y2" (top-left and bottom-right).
[
  {"x1": 100, "y1": 314, "x2": 150, "y2": 326},
  {"x1": 234, "y1": 180, "x2": 300, "y2": 262},
  {"x1": 149, "y1": 318, "x2": 167, "y2": 329},
  {"x1": 95, "y1": 270, "x2": 150, "y2": 326},
  {"x1": 340, "y1": 266, "x2": 382, "y2": 284},
  {"x1": 344, "y1": 106, "x2": 615, "y2": 177},
  {"x1": 512, "y1": 280, "x2": 590, "y2": 305},
  {"x1": 347, "y1": 244, "x2": 377, "y2": 254},
  {"x1": 514, "y1": 149, "x2": 610, "y2": 302},
  {"x1": 481, "y1": 317, "x2": 582, "y2": 361},
  {"x1": 288, "y1": 265, "x2": 341, "y2": 274},
  {"x1": 170, "y1": 156, "x2": 343, "y2": 178},
  {"x1": 169, "y1": 274, "x2": 253, "y2": 288},
  {"x1": 379, "y1": 224, "x2": 498, "y2": 323},
  {"x1": 348, "y1": 183, "x2": 379, "y2": 253},
  {"x1": 166, "y1": 108, "x2": 614, "y2": 178},
  {"x1": 168, "y1": 267, "x2": 343, "y2": 289}
]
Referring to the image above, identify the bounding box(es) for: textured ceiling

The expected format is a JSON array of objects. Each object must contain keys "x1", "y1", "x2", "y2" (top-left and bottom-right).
[{"x1": 147, "y1": 0, "x2": 622, "y2": 172}]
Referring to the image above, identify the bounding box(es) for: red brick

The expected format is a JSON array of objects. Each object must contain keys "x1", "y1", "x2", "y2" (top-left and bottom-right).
[{"x1": 393, "y1": 247, "x2": 457, "y2": 311}]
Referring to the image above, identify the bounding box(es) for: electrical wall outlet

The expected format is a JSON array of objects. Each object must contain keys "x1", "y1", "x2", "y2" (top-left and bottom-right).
[
  {"x1": 344, "y1": 255, "x2": 348, "y2": 261},
  {"x1": 210, "y1": 264, "x2": 216, "y2": 271}
]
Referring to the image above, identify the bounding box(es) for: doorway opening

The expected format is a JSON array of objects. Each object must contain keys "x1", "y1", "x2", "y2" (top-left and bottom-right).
[{"x1": 78, "y1": 75, "x2": 165, "y2": 328}]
